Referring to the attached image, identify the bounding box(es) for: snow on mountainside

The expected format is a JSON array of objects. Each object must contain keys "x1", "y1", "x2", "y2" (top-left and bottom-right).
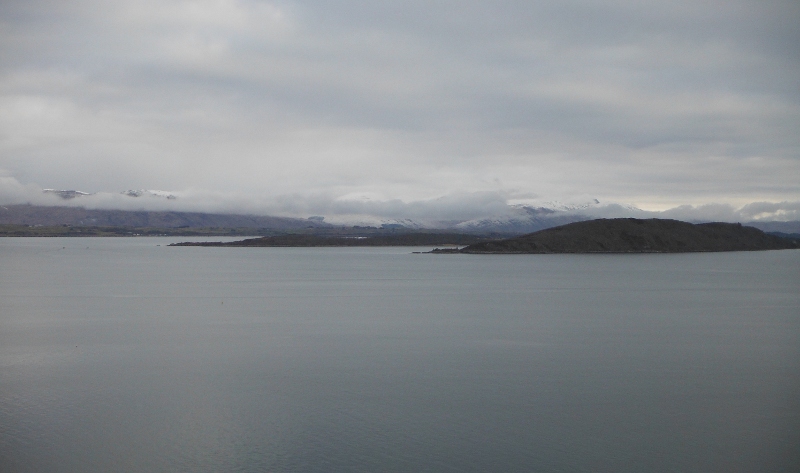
[
  {"x1": 530, "y1": 199, "x2": 601, "y2": 212},
  {"x1": 453, "y1": 199, "x2": 638, "y2": 234},
  {"x1": 454, "y1": 206, "x2": 575, "y2": 234},
  {"x1": 321, "y1": 215, "x2": 428, "y2": 229}
]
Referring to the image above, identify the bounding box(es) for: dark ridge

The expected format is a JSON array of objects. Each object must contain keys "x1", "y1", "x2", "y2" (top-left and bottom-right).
[
  {"x1": 458, "y1": 218, "x2": 799, "y2": 254},
  {"x1": 170, "y1": 233, "x2": 488, "y2": 247}
]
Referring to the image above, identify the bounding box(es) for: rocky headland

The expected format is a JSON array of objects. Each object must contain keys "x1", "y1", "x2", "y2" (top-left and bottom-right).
[{"x1": 453, "y1": 218, "x2": 799, "y2": 254}]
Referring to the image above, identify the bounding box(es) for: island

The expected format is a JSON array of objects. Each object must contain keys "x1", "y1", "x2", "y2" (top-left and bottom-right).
[{"x1": 448, "y1": 218, "x2": 799, "y2": 254}]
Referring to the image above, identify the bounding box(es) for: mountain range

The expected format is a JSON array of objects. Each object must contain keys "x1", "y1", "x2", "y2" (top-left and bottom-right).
[
  {"x1": 3, "y1": 192, "x2": 800, "y2": 235},
  {"x1": 0, "y1": 204, "x2": 327, "y2": 230}
]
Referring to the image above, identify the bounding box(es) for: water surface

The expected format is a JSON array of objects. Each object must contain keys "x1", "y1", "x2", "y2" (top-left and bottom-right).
[{"x1": 1, "y1": 238, "x2": 798, "y2": 472}]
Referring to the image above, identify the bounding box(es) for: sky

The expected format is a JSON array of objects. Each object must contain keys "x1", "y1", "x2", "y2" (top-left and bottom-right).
[{"x1": 1, "y1": 0, "x2": 799, "y2": 222}]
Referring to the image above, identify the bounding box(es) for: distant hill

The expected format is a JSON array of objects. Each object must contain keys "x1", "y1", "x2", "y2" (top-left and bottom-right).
[
  {"x1": 457, "y1": 218, "x2": 799, "y2": 254},
  {"x1": 767, "y1": 231, "x2": 800, "y2": 240},
  {"x1": 0, "y1": 205, "x2": 326, "y2": 230},
  {"x1": 746, "y1": 221, "x2": 800, "y2": 234}
]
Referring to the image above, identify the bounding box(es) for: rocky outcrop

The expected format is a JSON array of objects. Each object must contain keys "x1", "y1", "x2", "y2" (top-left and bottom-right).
[{"x1": 459, "y1": 218, "x2": 799, "y2": 253}]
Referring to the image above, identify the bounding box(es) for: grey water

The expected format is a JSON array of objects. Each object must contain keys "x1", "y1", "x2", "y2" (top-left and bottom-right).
[{"x1": 1, "y1": 238, "x2": 798, "y2": 473}]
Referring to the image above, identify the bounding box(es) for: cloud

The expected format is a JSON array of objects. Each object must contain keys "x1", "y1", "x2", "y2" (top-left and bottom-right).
[
  {"x1": 735, "y1": 201, "x2": 800, "y2": 221},
  {"x1": 1, "y1": 175, "x2": 798, "y2": 227},
  {"x1": 0, "y1": 175, "x2": 46, "y2": 205},
  {"x1": 577, "y1": 201, "x2": 800, "y2": 223},
  {"x1": 0, "y1": 0, "x2": 798, "y2": 211}
]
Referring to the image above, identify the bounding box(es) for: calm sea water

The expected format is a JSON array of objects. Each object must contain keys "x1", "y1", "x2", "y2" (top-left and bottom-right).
[{"x1": 1, "y1": 237, "x2": 798, "y2": 472}]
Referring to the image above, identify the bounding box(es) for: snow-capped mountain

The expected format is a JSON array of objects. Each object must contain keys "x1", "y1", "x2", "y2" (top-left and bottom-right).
[
  {"x1": 453, "y1": 206, "x2": 586, "y2": 234},
  {"x1": 321, "y1": 215, "x2": 428, "y2": 229},
  {"x1": 451, "y1": 199, "x2": 642, "y2": 234},
  {"x1": 529, "y1": 199, "x2": 601, "y2": 212}
]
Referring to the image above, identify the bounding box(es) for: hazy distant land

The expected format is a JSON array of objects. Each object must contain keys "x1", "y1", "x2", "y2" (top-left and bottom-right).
[
  {"x1": 0, "y1": 204, "x2": 326, "y2": 232},
  {"x1": 3, "y1": 204, "x2": 800, "y2": 234}
]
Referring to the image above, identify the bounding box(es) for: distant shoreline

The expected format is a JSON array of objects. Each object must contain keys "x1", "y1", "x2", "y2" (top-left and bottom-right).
[
  {"x1": 4, "y1": 219, "x2": 800, "y2": 254},
  {"x1": 0, "y1": 224, "x2": 266, "y2": 237},
  {"x1": 169, "y1": 233, "x2": 489, "y2": 247}
]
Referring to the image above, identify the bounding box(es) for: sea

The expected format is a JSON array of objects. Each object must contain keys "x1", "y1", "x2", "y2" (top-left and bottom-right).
[{"x1": 1, "y1": 237, "x2": 798, "y2": 472}]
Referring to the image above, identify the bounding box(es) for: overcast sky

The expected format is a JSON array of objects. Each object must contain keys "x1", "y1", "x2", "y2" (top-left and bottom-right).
[{"x1": 1, "y1": 0, "x2": 798, "y2": 220}]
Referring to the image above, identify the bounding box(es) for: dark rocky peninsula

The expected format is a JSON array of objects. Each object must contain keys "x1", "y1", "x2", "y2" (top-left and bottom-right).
[
  {"x1": 170, "y1": 233, "x2": 488, "y2": 247},
  {"x1": 454, "y1": 218, "x2": 799, "y2": 254}
]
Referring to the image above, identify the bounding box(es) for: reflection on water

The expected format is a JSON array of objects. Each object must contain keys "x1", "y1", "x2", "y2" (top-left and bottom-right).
[{"x1": 1, "y1": 238, "x2": 799, "y2": 472}]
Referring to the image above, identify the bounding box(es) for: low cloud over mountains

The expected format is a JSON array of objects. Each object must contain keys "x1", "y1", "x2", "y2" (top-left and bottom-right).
[{"x1": 2, "y1": 176, "x2": 798, "y2": 231}]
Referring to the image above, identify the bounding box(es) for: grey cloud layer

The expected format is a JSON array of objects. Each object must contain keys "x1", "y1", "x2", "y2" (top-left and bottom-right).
[
  {"x1": 3, "y1": 176, "x2": 798, "y2": 227},
  {"x1": 1, "y1": 0, "x2": 798, "y2": 214}
]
